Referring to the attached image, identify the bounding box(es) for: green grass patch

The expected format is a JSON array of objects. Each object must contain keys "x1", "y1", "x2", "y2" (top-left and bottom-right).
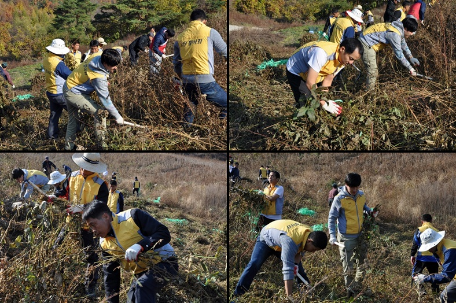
[{"x1": 9, "y1": 62, "x2": 42, "y2": 88}]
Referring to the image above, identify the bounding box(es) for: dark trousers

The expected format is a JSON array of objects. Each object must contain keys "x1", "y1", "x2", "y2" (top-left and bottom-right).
[
  {"x1": 81, "y1": 229, "x2": 99, "y2": 289},
  {"x1": 47, "y1": 93, "x2": 67, "y2": 139},
  {"x1": 255, "y1": 215, "x2": 276, "y2": 233},
  {"x1": 129, "y1": 46, "x2": 139, "y2": 65},
  {"x1": 286, "y1": 69, "x2": 312, "y2": 106},
  {"x1": 127, "y1": 258, "x2": 178, "y2": 303},
  {"x1": 413, "y1": 260, "x2": 439, "y2": 293},
  {"x1": 133, "y1": 188, "x2": 139, "y2": 196}
]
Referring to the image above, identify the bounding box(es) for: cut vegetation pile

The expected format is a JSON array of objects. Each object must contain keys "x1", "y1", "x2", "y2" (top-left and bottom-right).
[{"x1": 229, "y1": 2, "x2": 456, "y2": 150}]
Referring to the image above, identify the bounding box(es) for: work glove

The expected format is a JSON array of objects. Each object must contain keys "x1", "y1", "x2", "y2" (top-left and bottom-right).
[
  {"x1": 322, "y1": 100, "x2": 342, "y2": 116},
  {"x1": 413, "y1": 274, "x2": 426, "y2": 285},
  {"x1": 410, "y1": 58, "x2": 420, "y2": 66},
  {"x1": 257, "y1": 190, "x2": 264, "y2": 195},
  {"x1": 370, "y1": 210, "x2": 379, "y2": 218},
  {"x1": 12, "y1": 85, "x2": 15, "y2": 89},
  {"x1": 294, "y1": 264, "x2": 298, "y2": 277},
  {"x1": 421, "y1": 20, "x2": 425, "y2": 26},
  {"x1": 329, "y1": 237, "x2": 337, "y2": 245},
  {"x1": 125, "y1": 244, "x2": 144, "y2": 261},
  {"x1": 410, "y1": 256, "x2": 416, "y2": 265},
  {"x1": 410, "y1": 69, "x2": 417, "y2": 76},
  {"x1": 116, "y1": 116, "x2": 124, "y2": 125},
  {"x1": 66, "y1": 204, "x2": 84, "y2": 214}
]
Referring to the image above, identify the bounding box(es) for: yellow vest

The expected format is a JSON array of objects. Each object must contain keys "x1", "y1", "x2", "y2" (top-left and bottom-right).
[
  {"x1": 295, "y1": 41, "x2": 343, "y2": 83},
  {"x1": 27, "y1": 170, "x2": 48, "y2": 187},
  {"x1": 43, "y1": 52, "x2": 64, "y2": 94},
  {"x1": 69, "y1": 172, "x2": 105, "y2": 205},
  {"x1": 362, "y1": 23, "x2": 401, "y2": 51},
  {"x1": 66, "y1": 55, "x2": 104, "y2": 90},
  {"x1": 100, "y1": 210, "x2": 163, "y2": 274},
  {"x1": 264, "y1": 220, "x2": 311, "y2": 253},
  {"x1": 435, "y1": 238, "x2": 456, "y2": 280},
  {"x1": 329, "y1": 16, "x2": 337, "y2": 26},
  {"x1": 340, "y1": 194, "x2": 366, "y2": 234},
  {"x1": 262, "y1": 184, "x2": 282, "y2": 215},
  {"x1": 395, "y1": 6, "x2": 407, "y2": 21},
  {"x1": 108, "y1": 190, "x2": 121, "y2": 213},
  {"x1": 134, "y1": 181, "x2": 140, "y2": 189},
  {"x1": 418, "y1": 222, "x2": 439, "y2": 257},
  {"x1": 68, "y1": 51, "x2": 82, "y2": 67},
  {"x1": 177, "y1": 20, "x2": 211, "y2": 75},
  {"x1": 259, "y1": 167, "x2": 267, "y2": 178},
  {"x1": 330, "y1": 17, "x2": 355, "y2": 44}
]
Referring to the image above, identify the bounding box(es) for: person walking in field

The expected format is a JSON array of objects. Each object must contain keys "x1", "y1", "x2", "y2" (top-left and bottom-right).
[
  {"x1": 233, "y1": 220, "x2": 328, "y2": 299},
  {"x1": 410, "y1": 214, "x2": 440, "y2": 295},
  {"x1": 12, "y1": 168, "x2": 50, "y2": 201},
  {"x1": 133, "y1": 176, "x2": 140, "y2": 197},
  {"x1": 327, "y1": 182, "x2": 339, "y2": 207},
  {"x1": 258, "y1": 165, "x2": 268, "y2": 182},
  {"x1": 413, "y1": 228, "x2": 456, "y2": 302},
  {"x1": 83, "y1": 200, "x2": 178, "y2": 303},
  {"x1": 286, "y1": 38, "x2": 364, "y2": 116},
  {"x1": 173, "y1": 9, "x2": 227, "y2": 125},
  {"x1": 63, "y1": 49, "x2": 124, "y2": 150},
  {"x1": 149, "y1": 27, "x2": 175, "y2": 75},
  {"x1": 42, "y1": 156, "x2": 57, "y2": 178},
  {"x1": 328, "y1": 173, "x2": 378, "y2": 297},
  {"x1": 329, "y1": 8, "x2": 364, "y2": 44},
  {"x1": 62, "y1": 164, "x2": 72, "y2": 178},
  {"x1": 108, "y1": 180, "x2": 124, "y2": 214},
  {"x1": 256, "y1": 170, "x2": 284, "y2": 232},
  {"x1": 1, "y1": 63, "x2": 15, "y2": 89},
  {"x1": 358, "y1": 17, "x2": 420, "y2": 91}
]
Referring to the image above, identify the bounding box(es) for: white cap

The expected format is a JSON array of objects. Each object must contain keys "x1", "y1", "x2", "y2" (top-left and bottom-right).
[
  {"x1": 97, "y1": 37, "x2": 107, "y2": 46},
  {"x1": 355, "y1": 5, "x2": 363, "y2": 10},
  {"x1": 347, "y1": 8, "x2": 364, "y2": 23},
  {"x1": 418, "y1": 228, "x2": 445, "y2": 252},
  {"x1": 46, "y1": 39, "x2": 70, "y2": 55}
]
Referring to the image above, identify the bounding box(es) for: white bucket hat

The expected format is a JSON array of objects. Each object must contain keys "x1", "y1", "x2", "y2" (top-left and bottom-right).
[
  {"x1": 46, "y1": 39, "x2": 70, "y2": 55},
  {"x1": 97, "y1": 37, "x2": 107, "y2": 46},
  {"x1": 48, "y1": 171, "x2": 66, "y2": 185},
  {"x1": 355, "y1": 5, "x2": 363, "y2": 10},
  {"x1": 347, "y1": 8, "x2": 364, "y2": 23},
  {"x1": 418, "y1": 228, "x2": 445, "y2": 252},
  {"x1": 72, "y1": 153, "x2": 107, "y2": 174}
]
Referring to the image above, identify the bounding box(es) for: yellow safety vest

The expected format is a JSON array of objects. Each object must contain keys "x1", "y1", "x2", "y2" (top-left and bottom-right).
[
  {"x1": 340, "y1": 194, "x2": 366, "y2": 234},
  {"x1": 260, "y1": 167, "x2": 267, "y2": 178},
  {"x1": 68, "y1": 51, "x2": 82, "y2": 67},
  {"x1": 69, "y1": 172, "x2": 105, "y2": 205},
  {"x1": 330, "y1": 17, "x2": 355, "y2": 44},
  {"x1": 395, "y1": 6, "x2": 407, "y2": 21},
  {"x1": 177, "y1": 20, "x2": 211, "y2": 75},
  {"x1": 100, "y1": 210, "x2": 163, "y2": 274},
  {"x1": 263, "y1": 220, "x2": 312, "y2": 253},
  {"x1": 418, "y1": 222, "x2": 439, "y2": 257},
  {"x1": 295, "y1": 41, "x2": 343, "y2": 83},
  {"x1": 435, "y1": 238, "x2": 456, "y2": 280},
  {"x1": 362, "y1": 23, "x2": 401, "y2": 51},
  {"x1": 107, "y1": 190, "x2": 121, "y2": 213},
  {"x1": 262, "y1": 184, "x2": 281, "y2": 215},
  {"x1": 66, "y1": 55, "x2": 104, "y2": 90},
  {"x1": 26, "y1": 170, "x2": 48, "y2": 187},
  {"x1": 134, "y1": 181, "x2": 140, "y2": 189},
  {"x1": 43, "y1": 52, "x2": 65, "y2": 94}
]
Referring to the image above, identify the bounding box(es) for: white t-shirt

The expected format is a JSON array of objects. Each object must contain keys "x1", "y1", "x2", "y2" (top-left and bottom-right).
[
  {"x1": 262, "y1": 185, "x2": 284, "y2": 220},
  {"x1": 287, "y1": 46, "x2": 331, "y2": 77}
]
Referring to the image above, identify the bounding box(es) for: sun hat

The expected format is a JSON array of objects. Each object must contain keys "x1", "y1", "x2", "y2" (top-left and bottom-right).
[
  {"x1": 418, "y1": 228, "x2": 445, "y2": 252},
  {"x1": 97, "y1": 37, "x2": 107, "y2": 46},
  {"x1": 347, "y1": 8, "x2": 364, "y2": 23},
  {"x1": 46, "y1": 39, "x2": 70, "y2": 55},
  {"x1": 48, "y1": 171, "x2": 66, "y2": 185},
  {"x1": 72, "y1": 153, "x2": 107, "y2": 174},
  {"x1": 355, "y1": 5, "x2": 363, "y2": 10}
]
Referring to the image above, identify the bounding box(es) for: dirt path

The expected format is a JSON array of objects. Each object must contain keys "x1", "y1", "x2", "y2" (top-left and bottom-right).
[{"x1": 229, "y1": 24, "x2": 264, "y2": 32}]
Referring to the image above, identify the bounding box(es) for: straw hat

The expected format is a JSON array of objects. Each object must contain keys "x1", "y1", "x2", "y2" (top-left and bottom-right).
[
  {"x1": 97, "y1": 37, "x2": 107, "y2": 46},
  {"x1": 418, "y1": 228, "x2": 445, "y2": 252},
  {"x1": 48, "y1": 171, "x2": 66, "y2": 185},
  {"x1": 46, "y1": 39, "x2": 70, "y2": 55},
  {"x1": 72, "y1": 153, "x2": 107, "y2": 173},
  {"x1": 347, "y1": 8, "x2": 364, "y2": 23}
]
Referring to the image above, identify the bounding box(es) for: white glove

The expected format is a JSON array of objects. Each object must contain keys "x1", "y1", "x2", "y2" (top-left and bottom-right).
[
  {"x1": 410, "y1": 58, "x2": 420, "y2": 66},
  {"x1": 421, "y1": 20, "x2": 425, "y2": 26},
  {"x1": 410, "y1": 69, "x2": 417, "y2": 76},
  {"x1": 322, "y1": 100, "x2": 342, "y2": 115},
  {"x1": 329, "y1": 237, "x2": 337, "y2": 245},
  {"x1": 48, "y1": 194, "x2": 57, "y2": 200},
  {"x1": 66, "y1": 204, "x2": 84, "y2": 214},
  {"x1": 125, "y1": 244, "x2": 143, "y2": 261},
  {"x1": 116, "y1": 116, "x2": 124, "y2": 125},
  {"x1": 414, "y1": 274, "x2": 426, "y2": 284},
  {"x1": 12, "y1": 85, "x2": 15, "y2": 89}
]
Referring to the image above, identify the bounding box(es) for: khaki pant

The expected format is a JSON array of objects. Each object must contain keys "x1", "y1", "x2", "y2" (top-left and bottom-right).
[
  {"x1": 63, "y1": 85, "x2": 105, "y2": 150},
  {"x1": 337, "y1": 233, "x2": 367, "y2": 291},
  {"x1": 360, "y1": 40, "x2": 378, "y2": 91}
]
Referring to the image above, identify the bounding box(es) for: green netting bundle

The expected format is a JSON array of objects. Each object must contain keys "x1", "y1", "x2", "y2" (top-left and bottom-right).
[
  {"x1": 12, "y1": 94, "x2": 34, "y2": 102},
  {"x1": 311, "y1": 223, "x2": 328, "y2": 231},
  {"x1": 297, "y1": 208, "x2": 316, "y2": 216},
  {"x1": 256, "y1": 59, "x2": 288, "y2": 70},
  {"x1": 165, "y1": 218, "x2": 188, "y2": 225},
  {"x1": 153, "y1": 197, "x2": 161, "y2": 203}
]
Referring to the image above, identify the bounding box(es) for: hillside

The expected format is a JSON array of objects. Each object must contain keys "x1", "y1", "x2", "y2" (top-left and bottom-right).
[
  {"x1": 229, "y1": 2, "x2": 456, "y2": 150},
  {"x1": 229, "y1": 152, "x2": 456, "y2": 302},
  {"x1": 0, "y1": 152, "x2": 227, "y2": 302}
]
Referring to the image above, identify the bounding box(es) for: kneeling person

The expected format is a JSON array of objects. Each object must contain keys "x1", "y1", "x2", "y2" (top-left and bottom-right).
[
  {"x1": 286, "y1": 38, "x2": 363, "y2": 116},
  {"x1": 83, "y1": 201, "x2": 178, "y2": 303}
]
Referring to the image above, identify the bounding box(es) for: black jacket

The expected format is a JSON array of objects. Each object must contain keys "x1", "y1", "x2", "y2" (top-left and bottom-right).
[
  {"x1": 42, "y1": 160, "x2": 56, "y2": 172},
  {"x1": 384, "y1": 0, "x2": 397, "y2": 22},
  {"x1": 129, "y1": 35, "x2": 150, "y2": 52}
]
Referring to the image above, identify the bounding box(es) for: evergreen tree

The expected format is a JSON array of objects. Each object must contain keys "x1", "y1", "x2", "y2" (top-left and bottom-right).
[{"x1": 52, "y1": 0, "x2": 97, "y2": 43}]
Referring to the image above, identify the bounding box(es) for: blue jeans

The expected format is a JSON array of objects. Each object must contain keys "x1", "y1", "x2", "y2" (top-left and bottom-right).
[
  {"x1": 47, "y1": 92, "x2": 67, "y2": 139},
  {"x1": 233, "y1": 237, "x2": 308, "y2": 296},
  {"x1": 183, "y1": 81, "x2": 227, "y2": 124}
]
